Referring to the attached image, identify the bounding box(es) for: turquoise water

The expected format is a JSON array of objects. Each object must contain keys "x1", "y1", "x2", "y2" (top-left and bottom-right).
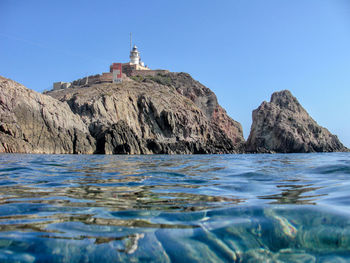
[{"x1": 0, "y1": 153, "x2": 350, "y2": 262}]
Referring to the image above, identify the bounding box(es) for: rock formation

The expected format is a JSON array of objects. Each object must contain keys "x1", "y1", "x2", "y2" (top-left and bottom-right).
[
  {"x1": 0, "y1": 76, "x2": 95, "y2": 154},
  {"x1": 246, "y1": 90, "x2": 347, "y2": 153},
  {"x1": 47, "y1": 72, "x2": 244, "y2": 154},
  {"x1": 1, "y1": 74, "x2": 347, "y2": 154}
]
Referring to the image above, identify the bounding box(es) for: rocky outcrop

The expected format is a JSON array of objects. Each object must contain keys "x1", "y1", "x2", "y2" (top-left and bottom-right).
[
  {"x1": 0, "y1": 76, "x2": 95, "y2": 154},
  {"x1": 246, "y1": 90, "x2": 347, "y2": 153},
  {"x1": 47, "y1": 72, "x2": 244, "y2": 154}
]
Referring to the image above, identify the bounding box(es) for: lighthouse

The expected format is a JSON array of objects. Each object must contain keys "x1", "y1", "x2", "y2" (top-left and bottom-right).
[
  {"x1": 127, "y1": 44, "x2": 148, "y2": 70},
  {"x1": 130, "y1": 45, "x2": 140, "y2": 65}
]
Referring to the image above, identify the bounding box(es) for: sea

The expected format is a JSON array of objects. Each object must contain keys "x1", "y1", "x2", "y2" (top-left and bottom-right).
[{"x1": 0, "y1": 153, "x2": 350, "y2": 262}]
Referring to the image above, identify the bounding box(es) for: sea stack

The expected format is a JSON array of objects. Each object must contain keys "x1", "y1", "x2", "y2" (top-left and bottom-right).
[{"x1": 246, "y1": 90, "x2": 347, "y2": 153}]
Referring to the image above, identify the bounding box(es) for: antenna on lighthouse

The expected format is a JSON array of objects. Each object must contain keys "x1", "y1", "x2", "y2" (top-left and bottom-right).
[{"x1": 130, "y1": 33, "x2": 132, "y2": 51}]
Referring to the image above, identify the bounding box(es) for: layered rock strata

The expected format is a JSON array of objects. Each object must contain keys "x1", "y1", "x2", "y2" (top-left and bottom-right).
[{"x1": 246, "y1": 90, "x2": 347, "y2": 153}]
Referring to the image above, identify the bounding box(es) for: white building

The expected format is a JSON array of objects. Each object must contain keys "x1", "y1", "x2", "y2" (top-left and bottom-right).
[
  {"x1": 130, "y1": 45, "x2": 140, "y2": 65},
  {"x1": 129, "y1": 45, "x2": 148, "y2": 70}
]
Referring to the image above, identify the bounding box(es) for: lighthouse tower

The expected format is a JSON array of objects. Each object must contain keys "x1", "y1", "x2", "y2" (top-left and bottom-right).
[{"x1": 130, "y1": 45, "x2": 140, "y2": 65}]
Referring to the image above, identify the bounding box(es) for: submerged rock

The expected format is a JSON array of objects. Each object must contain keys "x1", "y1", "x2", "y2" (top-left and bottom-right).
[{"x1": 246, "y1": 90, "x2": 347, "y2": 153}]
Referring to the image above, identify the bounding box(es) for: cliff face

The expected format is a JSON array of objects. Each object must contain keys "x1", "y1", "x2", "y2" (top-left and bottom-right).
[
  {"x1": 47, "y1": 73, "x2": 244, "y2": 154},
  {"x1": 0, "y1": 76, "x2": 95, "y2": 154},
  {"x1": 162, "y1": 73, "x2": 244, "y2": 146},
  {"x1": 246, "y1": 90, "x2": 347, "y2": 153}
]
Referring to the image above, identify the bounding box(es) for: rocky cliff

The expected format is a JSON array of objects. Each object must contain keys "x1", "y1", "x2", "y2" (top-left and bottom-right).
[
  {"x1": 46, "y1": 73, "x2": 244, "y2": 154},
  {"x1": 0, "y1": 74, "x2": 347, "y2": 154},
  {"x1": 246, "y1": 90, "x2": 347, "y2": 153},
  {"x1": 0, "y1": 73, "x2": 244, "y2": 154},
  {"x1": 0, "y1": 76, "x2": 95, "y2": 154}
]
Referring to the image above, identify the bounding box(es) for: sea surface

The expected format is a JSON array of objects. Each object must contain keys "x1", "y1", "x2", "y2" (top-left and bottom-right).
[{"x1": 0, "y1": 153, "x2": 350, "y2": 262}]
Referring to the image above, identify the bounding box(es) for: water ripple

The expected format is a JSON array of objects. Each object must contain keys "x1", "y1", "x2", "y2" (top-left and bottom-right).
[{"x1": 0, "y1": 153, "x2": 349, "y2": 262}]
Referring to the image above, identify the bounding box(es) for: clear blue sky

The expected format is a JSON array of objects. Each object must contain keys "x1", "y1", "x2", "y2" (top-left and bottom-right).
[{"x1": 1, "y1": 0, "x2": 350, "y2": 147}]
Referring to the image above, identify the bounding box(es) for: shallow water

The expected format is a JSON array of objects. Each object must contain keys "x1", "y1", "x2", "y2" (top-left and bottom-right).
[{"x1": 0, "y1": 153, "x2": 350, "y2": 262}]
